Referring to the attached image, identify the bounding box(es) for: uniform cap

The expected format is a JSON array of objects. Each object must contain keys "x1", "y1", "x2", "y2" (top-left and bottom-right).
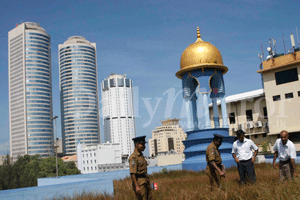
[
  {"x1": 213, "y1": 134, "x2": 224, "y2": 142},
  {"x1": 132, "y1": 136, "x2": 147, "y2": 144}
]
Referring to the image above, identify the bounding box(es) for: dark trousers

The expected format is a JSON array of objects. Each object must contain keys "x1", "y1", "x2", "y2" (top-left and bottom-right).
[
  {"x1": 279, "y1": 159, "x2": 294, "y2": 181},
  {"x1": 237, "y1": 159, "x2": 256, "y2": 184}
]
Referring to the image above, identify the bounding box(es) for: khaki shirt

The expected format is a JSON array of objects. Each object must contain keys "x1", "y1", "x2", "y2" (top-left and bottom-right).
[
  {"x1": 129, "y1": 151, "x2": 147, "y2": 174},
  {"x1": 206, "y1": 142, "x2": 222, "y2": 165}
]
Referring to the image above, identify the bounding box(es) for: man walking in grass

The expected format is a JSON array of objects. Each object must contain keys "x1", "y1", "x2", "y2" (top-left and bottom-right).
[
  {"x1": 206, "y1": 134, "x2": 226, "y2": 190},
  {"x1": 232, "y1": 130, "x2": 258, "y2": 184},
  {"x1": 273, "y1": 130, "x2": 298, "y2": 181}
]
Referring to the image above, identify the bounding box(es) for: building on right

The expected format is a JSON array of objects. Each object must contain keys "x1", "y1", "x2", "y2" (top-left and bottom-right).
[
  {"x1": 258, "y1": 50, "x2": 300, "y2": 150},
  {"x1": 209, "y1": 50, "x2": 300, "y2": 151},
  {"x1": 208, "y1": 89, "x2": 269, "y2": 143}
]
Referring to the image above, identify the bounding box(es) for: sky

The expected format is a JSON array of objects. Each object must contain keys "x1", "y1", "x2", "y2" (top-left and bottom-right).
[{"x1": 0, "y1": 0, "x2": 299, "y2": 156}]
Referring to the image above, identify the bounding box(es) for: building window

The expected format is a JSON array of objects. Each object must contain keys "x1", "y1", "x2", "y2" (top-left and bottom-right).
[
  {"x1": 298, "y1": 91, "x2": 300, "y2": 97},
  {"x1": 229, "y1": 112, "x2": 235, "y2": 124},
  {"x1": 263, "y1": 107, "x2": 268, "y2": 119},
  {"x1": 94, "y1": 159, "x2": 96, "y2": 163},
  {"x1": 263, "y1": 133, "x2": 267, "y2": 137},
  {"x1": 83, "y1": 161, "x2": 85, "y2": 164},
  {"x1": 254, "y1": 135, "x2": 258, "y2": 138},
  {"x1": 83, "y1": 167, "x2": 85, "y2": 171},
  {"x1": 275, "y1": 68, "x2": 298, "y2": 85},
  {"x1": 87, "y1": 160, "x2": 88, "y2": 164},
  {"x1": 273, "y1": 95, "x2": 281, "y2": 101},
  {"x1": 82, "y1": 154, "x2": 84, "y2": 158},
  {"x1": 91, "y1": 167, "x2": 93, "y2": 170},
  {"x1": 94, "y1": 153, "x2": 96, "y2": 156},
  {"x1": 285, "y1": 92, "x2": 294, "y2": 99},
  {"x1": 246, "y1": 110, "x2": 253, "y2": 122},
  {"x1": 87, "y1": 167, "x2": 89, "y2": 170},
  {"x1": 110, "y1": 79, "x2": 116, "y2": 87}
]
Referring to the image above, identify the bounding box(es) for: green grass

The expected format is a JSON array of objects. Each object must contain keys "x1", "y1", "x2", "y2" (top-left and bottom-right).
[{"x1": 55, "y1": 163, "x2": 300, "y2": 200}]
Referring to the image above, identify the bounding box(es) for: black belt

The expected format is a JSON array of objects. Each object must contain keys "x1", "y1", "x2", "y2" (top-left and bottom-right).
[
  {"x1": 239, "y1": 158, "x2": 252, "y2": 163},
  {"x1": 279, "y1": 159, "x2": 291, "y2": 165},
  {"x1": 136, "y1": 174, "x2": 147, "y2": 178}
]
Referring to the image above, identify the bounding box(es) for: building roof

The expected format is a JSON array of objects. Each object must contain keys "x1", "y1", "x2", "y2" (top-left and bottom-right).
[
  {"x1": 258, "y1": 51, "x2": 300, "y2": 73},
  {"x1": 209, "y1": 88, "x2": 264, "y2": 106}
]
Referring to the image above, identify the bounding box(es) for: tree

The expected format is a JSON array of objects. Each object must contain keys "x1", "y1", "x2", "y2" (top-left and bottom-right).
[
  {"x1": 0, "y1": 154, "x2": 14, "y2": 190},
  {"x1": 0, "y1": 154, "x2": 81, "y2": 190}
]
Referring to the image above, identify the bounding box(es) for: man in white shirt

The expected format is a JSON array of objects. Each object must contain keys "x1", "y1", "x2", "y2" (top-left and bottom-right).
[
  {"x1": 232, "y1": 130, "x2": 258, "y2": 184},
  {"x1": 273, "y1": 130, "x2": 298, "y2": 181}
]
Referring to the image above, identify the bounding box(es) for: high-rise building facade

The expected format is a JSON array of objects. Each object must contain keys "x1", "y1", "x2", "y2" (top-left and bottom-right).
[
  {"x1": 8, "y1": 22, "x2": 54, "y2": 158},
  {"x1": 149, "y1": 119, "x2": 186, "y2": 157},
  {"x1": 101, "y1": 73, "x2": 136, "y2": 156},
  {"x1": 59, "y1": 36, "x2": 100, "y2": 156}
]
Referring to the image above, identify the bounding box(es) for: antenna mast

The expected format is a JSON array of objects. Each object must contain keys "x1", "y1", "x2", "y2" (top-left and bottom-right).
[
  {"x1": 282, "y1": 33, "x2": 287, "y2": 54},
  {"x1": 269, "y1": 38, "x2": 273, "y2": 52},
  {"x1": 261, "y1": 43, "x2": 265, "y2": 60},
  {"x1": 291, "y1": 31, "x2": 296, "y2": 51},
  {"x1": 296, "y1": 27, "x2": 300, "y2": 48},
  {"x1": 273, "y1": 38, "x2": 277, "y2": 55},
  {"x1": 258, "y1": 54, "x2": 262, "y2": 62}
]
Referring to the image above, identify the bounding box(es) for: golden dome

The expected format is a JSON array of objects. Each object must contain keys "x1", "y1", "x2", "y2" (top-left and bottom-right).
[{"x1": 176, "y1": 27, "x2": 228, "y2": 79}]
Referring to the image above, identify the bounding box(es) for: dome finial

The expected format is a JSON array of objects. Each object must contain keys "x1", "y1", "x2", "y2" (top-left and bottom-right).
[
  {"x1": 197, "y1": 27, "x2": 201, "y2": 38},
  {"x1": 196, "y1": 27, "x2": 203, "y2": 42}
]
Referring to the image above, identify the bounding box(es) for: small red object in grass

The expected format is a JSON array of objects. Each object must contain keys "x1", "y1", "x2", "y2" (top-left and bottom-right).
[{"x1": 152, "y1": 183, "x2": 157, "y2": 190}]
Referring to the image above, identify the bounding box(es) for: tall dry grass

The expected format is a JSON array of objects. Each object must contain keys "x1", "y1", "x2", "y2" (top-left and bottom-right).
[{"x1": 55, "y1": 163, "x2": 300, "y2": 200}]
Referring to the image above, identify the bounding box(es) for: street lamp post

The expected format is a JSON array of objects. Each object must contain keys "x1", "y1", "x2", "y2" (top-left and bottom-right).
[{"x1": 52, "y1": 116, "x2": 58, "y2": 178}]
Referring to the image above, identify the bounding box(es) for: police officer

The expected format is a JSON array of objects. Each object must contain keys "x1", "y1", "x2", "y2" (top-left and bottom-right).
[
  {"x1": 206, "y1": 134, "x2": 226, "y2": 190},
  {"x1": 129, "y1": 136, "x2": 151, "y2": 200}
]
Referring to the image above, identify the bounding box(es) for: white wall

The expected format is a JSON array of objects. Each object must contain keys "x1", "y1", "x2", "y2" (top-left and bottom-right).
[{"x1": 77, "y1": 143, "x2": 122, "y2": 174}]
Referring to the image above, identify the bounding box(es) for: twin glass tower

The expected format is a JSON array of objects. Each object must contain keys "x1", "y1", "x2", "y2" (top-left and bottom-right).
[
  {"x1": 9, "y1": 22, "x2": 53, "y2": 158},
  {"x1": 9, "y1": 23, "x2": 101, "y2": 158},
  {"x1": 59, "y1": 36, "x2": 101, "y2": 156}
]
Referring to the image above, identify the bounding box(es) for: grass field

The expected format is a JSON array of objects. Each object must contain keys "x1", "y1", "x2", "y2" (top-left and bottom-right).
[{"x1": 56, "y1": 163, "x2": 300, "y2": 200}]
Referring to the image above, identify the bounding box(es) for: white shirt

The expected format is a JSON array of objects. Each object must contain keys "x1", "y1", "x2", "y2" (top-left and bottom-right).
[
  {"x1": 231, "y1": 138, "x2": 258, "y2": 161},
  {"x1": 273, "y1": 139, "x2": 296, "y2": 161}
]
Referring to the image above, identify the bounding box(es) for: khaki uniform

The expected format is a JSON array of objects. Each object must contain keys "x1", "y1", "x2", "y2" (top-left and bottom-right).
[
  {"x1": 206, "y1": 142, "x2": 223, "y2": 188},
  {"x1": 129, "y1": 151, "x2": 151, "y2": 200}
]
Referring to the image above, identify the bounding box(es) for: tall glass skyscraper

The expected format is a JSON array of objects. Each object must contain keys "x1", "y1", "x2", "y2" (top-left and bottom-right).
[
  {"x1": 101, "y1": 73, "x2": 136, "y2": 157},
  {"x1": 8, "y1": 22, "x2": 54, "y2": 158},
  {"x1": 59, "y1": 36, "x2": 101, "y2": 156}
]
